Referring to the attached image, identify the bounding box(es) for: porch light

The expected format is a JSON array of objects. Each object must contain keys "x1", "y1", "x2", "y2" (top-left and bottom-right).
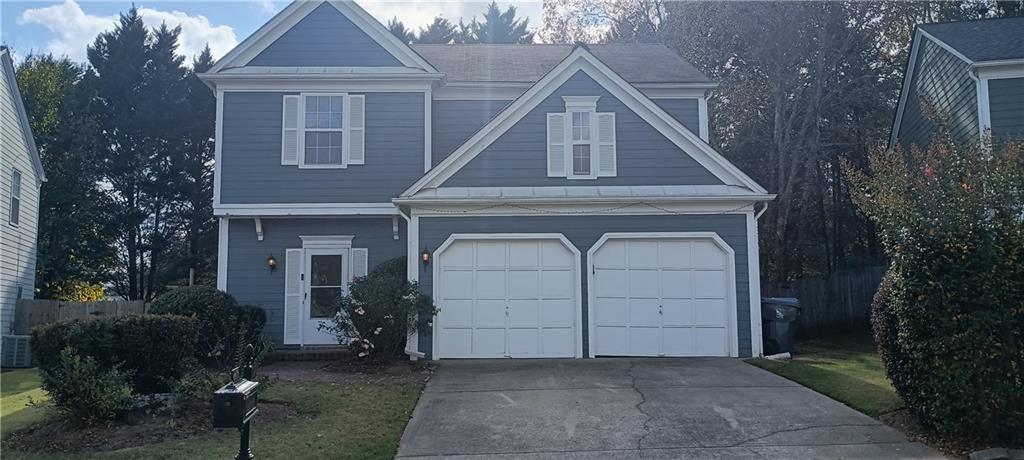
[
  {"x1": 421, "y1": 247, "x2": 431, "y2": 266},
  {"x1": 267, "y1": 255, "x2": 277, "y2": 273}
]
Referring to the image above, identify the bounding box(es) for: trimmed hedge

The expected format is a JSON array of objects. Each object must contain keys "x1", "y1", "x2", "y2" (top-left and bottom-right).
[
  {"x1": 32, "y1": 314, "x2": 198, "y2": 394},
  {"x1": 150, "y1": 286, "x2": 267, "y2": 368}
]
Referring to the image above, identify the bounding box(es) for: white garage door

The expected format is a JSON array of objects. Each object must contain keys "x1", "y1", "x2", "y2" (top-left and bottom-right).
[
  {"x1": 591, "y1": 236, "x2": 734, "y2": 357},
  {"x1": 435, "y1": 238, "x2": 579, "y2": 358}
]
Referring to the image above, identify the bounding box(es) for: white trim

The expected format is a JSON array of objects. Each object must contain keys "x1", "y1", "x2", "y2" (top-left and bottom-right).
[
  {"x1": 430, "y1": 233, "x2": 584, "y2": 360},
  {"x1": 297, "y1": 92, "x2": 348, "y2": 169},
  {"x1": 214, "y1": 89, "x2": 224, "y2": 207},
  {"x1": 217, "y1": 217, "x2": 229, "y2": 291},
  {"x1": 975, "y1": 63, "x2": 1024, "y2": 80},
  {"x1": 698, "y1": 96, "x2": 709, "y2": 141},
  {"x1": 562, "y1": 96, "x2": 600, "y2": 111},
  {"x1": 403, "y1": 210, "x2": 421, "y2": 358},
  {"x1": 0, "y1": 49, "x2": 46, "y2": 183},
  {"x1": 976, "y1": 76, "x2": 991, "y2": 141},
  {"x1": 254, "y1": 217, "x2": 264, "y2": 241},
  {"x1": 400, "y1": 47, "x2": 768, "y2": 197},
  {"x1": 586, "y1": 232, "x2": 739, "y2": 358},
  {"x1": 746, "y1": 211, "x2": 764, "y2": 357},
  {"x1": 301, "y1": 246, "x2": 352, "y2": 345},
  {"x1": 918, "y1": 29, "x2": 974, "y2": 65},
  {"x1": 299, "y1": 234, "x2": 354, "y2": 249},
  {"x1": 566, "y1": 109, "x2": 598, "y2": 180},
  {"x1": 410, "y1": 202, "x2": 756, "y2": 217},
  {"x1": 424, "y1": 90, "x2": 432, "y2": 172},
  {"x1": 433, "y1": 82, "x2": 716, "y2": 101},
  {"x1": 210, "y1": 80, "x2": 435, "y2": 92},
  {"x1": 214, "y1": 203, "x2": 398, "y2": 217},
  {"x1": 207, "y1": 0, "x2": 437, "y2": 75}
]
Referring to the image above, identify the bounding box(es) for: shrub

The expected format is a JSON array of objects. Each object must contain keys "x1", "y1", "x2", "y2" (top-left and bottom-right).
[
  {"x1": 32, "y1": 314, "x2": 198, "y2": 394},
  {"x1": 319, "y1": 256, "x2": 437, "y2": 359},
  {"x1": 39, "y1": 347, "x2": 133, "y2": 424},
  {"x1": 847, "y1": 131, "x2": 1024, "y2": 444},
  {"x1": 150, "y1": 287, "x2": 269, "y2": 368}
]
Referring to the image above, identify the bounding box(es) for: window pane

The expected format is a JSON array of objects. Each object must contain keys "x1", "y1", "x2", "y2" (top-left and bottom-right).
[
  {"x1": 573, "y1": 144, "x2": 591, "y2": 175},
  {"x1": 572, "y1": 112, "x2": 590, "y2": 141},
  {"x1": 311, "y1": 255, "x2": 343, "y2": 286},
  {"x1": 310, "y1": 288, "x2": 340, "y2": 318},
  {"x1": 331, "y1": 96, "x2": 343, "y2": 112},
  {"x1": 10, "y1": 197, "x2": 19, "y2": 225}
]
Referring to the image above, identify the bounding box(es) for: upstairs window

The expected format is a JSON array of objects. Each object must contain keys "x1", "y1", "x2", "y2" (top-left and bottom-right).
[
  {"x1": 9, "y1": 169, "x2": 21, "y2": 226},
  {"x1": 547, "y1": 97, "x2": 616, "y2": 179},
  {"x1": 281, "y1": 93, "x2": 365, "y2": 168}
]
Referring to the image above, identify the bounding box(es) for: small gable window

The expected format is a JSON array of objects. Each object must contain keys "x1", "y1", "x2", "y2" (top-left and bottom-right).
[
  {"x1": 547, "y1": 96, "x2": 616, "y2": 179},
  {"x1": 281, "y1": 93, "x2": 365, "y2": 169},
  {"x1": 9, "y1": 169, "x2": 21, "y2": 226}
]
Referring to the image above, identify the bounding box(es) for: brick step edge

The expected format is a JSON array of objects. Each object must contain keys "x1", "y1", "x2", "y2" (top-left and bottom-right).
[{"x1": 268, "y1": 347, "x2": 349, "y2": 362}]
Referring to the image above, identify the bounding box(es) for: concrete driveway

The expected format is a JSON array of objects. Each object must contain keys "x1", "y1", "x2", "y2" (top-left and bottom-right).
[{"x1": 397, "y1": 358, "x2": 942, "y2": 459}]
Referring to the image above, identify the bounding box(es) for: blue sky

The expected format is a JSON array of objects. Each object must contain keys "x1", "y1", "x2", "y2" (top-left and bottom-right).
[{"x1": 1, "y1": 0, "x2": 544, "y2": 63}]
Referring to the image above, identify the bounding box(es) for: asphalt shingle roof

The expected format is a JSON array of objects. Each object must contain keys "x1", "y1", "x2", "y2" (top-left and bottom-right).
[
  {"x1": 410, "y1": 43, "x2": 713, "y2": 83},
  {"x1": 919, "y1": 17, "x2": 1024, "y2": 62}
]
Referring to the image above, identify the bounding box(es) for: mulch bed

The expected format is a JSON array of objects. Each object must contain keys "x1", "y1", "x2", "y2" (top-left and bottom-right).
[
  {"x1": 261, "y1": 357, "x2": 435, "y2": 385},
  {"x1": 879, "y1": 409, "x2": 1000, "y2": 460},
  {"x1": 5, "y1": 401, "x2": 297, "y2": 454}
]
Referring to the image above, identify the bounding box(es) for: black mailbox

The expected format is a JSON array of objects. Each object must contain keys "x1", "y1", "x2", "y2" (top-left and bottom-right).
[{"x1": 213, "y1": 378, "x2": 260, "y2": 428}]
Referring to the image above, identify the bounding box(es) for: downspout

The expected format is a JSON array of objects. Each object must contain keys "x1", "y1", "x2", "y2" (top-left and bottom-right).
[
  {"x1": 755, "y1": 201, "x2": 769, "y2": 220},
  {"x1": 967, "y1": 66, "x2": 991, "y2": 149}
]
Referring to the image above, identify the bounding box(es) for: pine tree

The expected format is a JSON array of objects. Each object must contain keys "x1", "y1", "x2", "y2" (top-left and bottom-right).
[
  {"x1": 416, "y1": 16, "x2": 457, "y2": 44},
  {"x1": 387, "y1": 17, "x2": 415, "y2": 44},
  {"x1": 466, "y1": 2, "x2": 534, "y2": 44}
]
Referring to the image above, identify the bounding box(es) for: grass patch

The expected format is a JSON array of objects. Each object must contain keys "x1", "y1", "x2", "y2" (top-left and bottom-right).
[
  {"x1": 1, "y1": 370, "x2": 422, "y2": 459},
  {"x1": 748, "y1": 332, "x2": 904, "y2": 417},
  {"x1": 1, "y1": 369, "x2": 53, "y2": 440}
]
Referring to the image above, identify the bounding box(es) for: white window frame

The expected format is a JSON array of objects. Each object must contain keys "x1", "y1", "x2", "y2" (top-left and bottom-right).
[
  {"x1": 298, "y1": 92, "x2": 349, "y2": 170},
  {"x1": 9, "y1": 168, "x2": 21, "y2": 227},
  {"x1": 567, "y1": 110, "x2": 598, "y2": 179}
]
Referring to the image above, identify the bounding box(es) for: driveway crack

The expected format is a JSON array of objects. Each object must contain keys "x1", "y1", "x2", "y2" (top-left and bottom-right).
[
  {"x1": 724, "y1": 422, "x2": 881, "y2": 447},
  {"x1": 627, "y1": 359, "x2": 653, "y2": 455}
]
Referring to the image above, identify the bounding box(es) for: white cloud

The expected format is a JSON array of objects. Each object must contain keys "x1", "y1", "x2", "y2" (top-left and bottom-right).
[{"x1": 17, "y1": 0, "x2": 237, "y2": 63}]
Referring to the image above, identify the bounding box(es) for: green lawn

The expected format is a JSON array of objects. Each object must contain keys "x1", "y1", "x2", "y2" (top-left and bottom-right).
[
  {"x1": 748, "y1": 332, "x2": 904, "y2": 417},
  {"x1": 1, "y1": 369, "x2": 53, "y2": 440},
  {"x1": 0, "y1": 370, "x2": 422, "y2": 459}
]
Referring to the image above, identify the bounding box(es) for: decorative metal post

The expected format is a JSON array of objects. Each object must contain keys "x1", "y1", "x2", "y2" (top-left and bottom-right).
[{"x1": 236, "y1": 344, "x2": 256, "y2": 460}]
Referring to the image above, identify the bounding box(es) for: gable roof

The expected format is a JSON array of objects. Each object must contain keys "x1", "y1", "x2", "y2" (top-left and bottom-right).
[
  {"x1": 207, "y1": 0, "x2": 438, "y2": 74},
  {"x1": 918, "y1": 17, "x2": 1024, "y2": 63},
  {"x1": 411, "y1": 44, "x2": 714, "y2": 84},
  {"x1": 1, "y1": 47, "x2": 46, "y2": 183},
  {"x1": 400, "y1": 46, "x2": 768, "y2": 200}
]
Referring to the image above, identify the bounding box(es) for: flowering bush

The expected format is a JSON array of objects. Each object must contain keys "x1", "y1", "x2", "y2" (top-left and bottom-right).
[
  {"x1": 319, "y1": 257, "x2": 437, "y2": 359},
  {"x1": 846, "y1": 131, "x2": 1024, "y2": 444}
]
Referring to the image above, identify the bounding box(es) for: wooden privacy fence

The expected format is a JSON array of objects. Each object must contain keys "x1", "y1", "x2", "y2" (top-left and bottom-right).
[
  {"x1": 762, "y1": 266, "x2": 886, "y2": 339},
  {"x1": 12, "y1": 299, "x2": 148, "y2": 335}
]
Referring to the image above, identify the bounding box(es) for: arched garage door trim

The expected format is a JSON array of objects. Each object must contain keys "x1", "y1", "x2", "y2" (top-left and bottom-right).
[
  {"x1": 587, "y1": 232, "x2": 739, "y2": 358},
  {"x1": 432, "y1": 233, "x2": 584, "y2": 359}
]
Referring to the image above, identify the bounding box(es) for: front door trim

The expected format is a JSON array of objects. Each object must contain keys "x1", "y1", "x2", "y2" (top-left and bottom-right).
[
  {"x1": 586, "y1": 232, "x2": 739, "y2": 358},
  {"x1": 431, "y1": 233, "x2": 583, "y2": 359}
]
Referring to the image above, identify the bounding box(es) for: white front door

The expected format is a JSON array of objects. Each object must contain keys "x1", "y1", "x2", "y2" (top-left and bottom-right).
[
  {"x1": 303, "y1": 248, "x2": 349, "y2": 345},
  {"x1": 435, "y1": 238, "x2": 579, "y2": 358},
  {"x1": 591, "y1": 236, "x2": 734, "y2": 357}
]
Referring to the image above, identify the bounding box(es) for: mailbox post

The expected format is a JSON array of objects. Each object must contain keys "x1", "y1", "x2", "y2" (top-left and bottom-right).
[{"x1": 213, "y1": 345, "x2": 260, "y2": 460}]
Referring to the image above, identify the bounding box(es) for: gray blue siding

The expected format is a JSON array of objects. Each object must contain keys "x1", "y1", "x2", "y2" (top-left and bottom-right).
[
  {"x1": 248, "y1": 3, "x2": 403, "y2": 67},
  {"x1": 897, "y1": 38, "x2": 979, "y2": 149},
  {"x1": 415, "y1": 215, "x2": 751, "y2": 358},
  {"x1": 653, "y1": 98, "x2": 700, "y2": 135},
  {"x1": 989, "y1": 77, "x2": 1024, "y2": 141},
  {"x1": 219, "y1": 91, "x2": 424, "y2": 204},
  {"x1": 432, "y1": 99, "x2": 508, "y2": 166},
  {"x1": 226, "y1": 217, "x2": 406, "y2": 345},
  {"x1": 442, "y1": 71, "x2": 722, "y2": 187}
]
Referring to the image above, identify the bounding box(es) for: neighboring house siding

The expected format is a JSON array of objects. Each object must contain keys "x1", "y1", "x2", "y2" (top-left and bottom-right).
[
  {"x1": 248, "y1": 3, "x2": 402, "y2": 67},
  {"x1": 0, "y1": 68, "x2": 40, "y2": 335},
  {"x1": 652, "y1": 98, "x2": 700, "y2": 135},
  {"x1": 415, "y1": 214, "x2": 751, "y2": 358},
  {"x1": 442, "y1": 71, "x2": 722, "y2": 187},
  {"x1": 988, "y1": 77, "x2": 1024, "y2": 141},
  {"x1": 226, "y1": 217, "x2": 406, "y2": 345},
  {"x1": 897, "y1": 38, "x2": 979, "y2": 149},
  {"x1": 219, "y1": 91, "x2": 424, "y2": 204},
  {"x1": 432, "y1": 99, "x2": 507, "y2": 166}
]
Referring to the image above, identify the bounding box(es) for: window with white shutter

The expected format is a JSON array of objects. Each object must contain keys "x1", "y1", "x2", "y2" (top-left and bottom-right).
[
  {"x1": 281, "y1": 95, "x2": 300, "y2": 165},
  {"x1": 347, "y1": 95, "x2": 365, "y2": 165},
  {"x1": 597, "y1": 112, "x2": 616, "y2": 176},
  {"x1": 547, "y1": 96, "x2": 616, "y2": 179},
  {"x1": 283, "y1": 248, "x2": 304, "y2": 344},
  {"x1": 283, "y1": 93, "x2": 366, "y2": 169},
  {"x1": 547, "y1": 113, "x2": 566, "y2": 177}
]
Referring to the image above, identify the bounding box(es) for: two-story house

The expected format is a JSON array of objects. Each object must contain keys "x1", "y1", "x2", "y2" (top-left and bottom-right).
[
  {"x1": 200, "y1": 0, "x2": 773, "y2": 360},
  {"x1": 1, "y1": 46, "x2": 46, "y2": 336},
  {"x1": 892, "y1": 17, "x2": 1024, "y2": 149}
]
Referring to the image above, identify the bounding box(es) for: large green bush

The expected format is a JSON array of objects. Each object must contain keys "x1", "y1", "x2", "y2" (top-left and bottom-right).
[
  {"x1": 150, "y1": 286, "x2": 268, "y2": 368},
  {"x1": 32, "y1": 314, "x2": 198, "y2": 394},
  {"x1": 319, "y1": 256, "x2": 437, "y2": 358},
  {"x1": 39, "y1": 347, "x2": 134, "y2": 424},
  {"x1": 847, "y1": 132, "x2": 1024, "y2": 444}
]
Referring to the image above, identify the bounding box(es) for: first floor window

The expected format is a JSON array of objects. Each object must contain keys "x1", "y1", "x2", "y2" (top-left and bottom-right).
[
  {"x1": 304, "y1": 95, "x2": 344, "y2": 166},
  {"x1": 9, "y1": 169, "x2": 21, "y2": 226}
]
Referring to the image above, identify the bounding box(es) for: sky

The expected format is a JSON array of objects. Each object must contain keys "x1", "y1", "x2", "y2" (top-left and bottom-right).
[{"x1": 0, "y1": 0, "x2": 545, "y2": 63}]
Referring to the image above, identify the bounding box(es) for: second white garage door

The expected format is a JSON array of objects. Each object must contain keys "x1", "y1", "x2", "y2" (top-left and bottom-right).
[
  {"x1": 590, "y1": 234, "x2": 736, "y2": 357},
  {"x1": 435, "y1": 237, "x2": 579, "y2": 358}
]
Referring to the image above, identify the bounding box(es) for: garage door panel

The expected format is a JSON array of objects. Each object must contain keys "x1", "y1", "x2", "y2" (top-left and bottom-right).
[
  {"x1": 627, "y1": 241, "x2": 660, "y2": 268},
  {"x1": 695, "y1": 299, "x2": 728, "y2": 325},
  {"x1": 695, "y1": 328, "x2": 728, "y2": 355},
  {"x1": 509, "y1": 299, "x2": 539, "y2": 327},
  {"x1": 474, "y1": 270, "x2": 506, "y2": 298},
  {"x1": 595, "y1": 326, "x2": 626, "y2": 355},
  {"x1": 541, "y1": 241, "x2": 573, "y2": 267},
  {"x1": 661, "y1": 298, "x2": 694, "y2": 326},
  {"x1": 508, "y1": 241, "x2": 539, "y2": 267},
  {"x1": 443, "y1": 243, "x2": 475, "y2": 267},
  {"x1": 507, "y1": 329, "x2": 539, "y2": 356},
  {"x1": 474, "y1": 328, "x2": 506, "y2": 356},
  {"x1": 541, "y1": 328, "x2": 574, "y2": 356},
  {"x1": 629, "y1": 326, "x2": 660, "y2": 355},
  {"x1": 592, "y1": 240, "x2": 625, "y2": 266},
  {"x1": 442, "y1": 270, "x2": 474, "y2": 298},
  {"x1": 693, "y1": 270, "x2": 726, "y2": 298},
  {"x1": 693, "y1": 241, "x2": 727, "y2": 268},
  {"x1": 508, "y1": 270, "x2": 539, "y2": 298},
  {"x1": 629, "y1": 298, "x2": 661, "y2": 326},
  {"x1": 594, "y1": 269, "x2": 626, "y2": 297},
  {"x1": 594, "y1": 297, "x2": 626, "y2": 324},
  {"x1": 628, "y1": 269, "x2": 660, "y2": 297},
  {"x1": 443, "y1": 300, "x2": 474, "y2": 327},
  {"x1": 662, "y1": 327, "x2": 695, "y2": 355},
  {"x1": 439, "y1": 329, "x2": 472, "y2": 357},
  {"x1": 541, "y1": 299, "x2": 575, "y2": 327},
  {"x1": 660, "y1": 241, "x2": 692, "y2": 268},
  {"x1": 660, "y1": 270, "x2": 692, "y2": 298},
  {"x1": 475, "y1": 299, "x2": 506, "y2": 327},
  {"x1": 541, "y1": 269, "x2": 573, "y2": 298},
  {"x1": 475, "y1": 241, "x2": 507, "y2": 268}
]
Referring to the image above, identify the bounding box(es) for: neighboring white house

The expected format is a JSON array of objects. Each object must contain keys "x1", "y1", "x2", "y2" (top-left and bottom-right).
[{"x1": 0, "y1": 46, "x2": 46, "y2": 335}]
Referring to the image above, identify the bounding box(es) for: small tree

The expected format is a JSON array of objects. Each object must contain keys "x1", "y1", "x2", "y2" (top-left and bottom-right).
[
  {"x1": 319, "y1": 257, "x2": 437, "y2": 359},
  {"x1": 846, "y1": 131, "x2": 1024, "y2": 444}
]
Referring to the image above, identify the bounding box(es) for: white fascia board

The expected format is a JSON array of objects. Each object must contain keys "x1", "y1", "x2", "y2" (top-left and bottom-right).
[
  {"x1": 211, "y1": 80, "x2": 436, "y2": 92},
  {"x1": 401, "y1": 201, "x2": 764, "y2": 217},
  {"x1": 434, "y1": 81, "x2": 714, "y2": 101},
  {"x1": 975, "y1": 62, "x2": 1024, "y2": 79},
  {"x1": 400, "y1": 47, "x2": 768, "y2": 197},
  {"x1": 208, "y1": 0, "x2": 437, "y2": 75},
  {"x1": 214, "y1": 203, "x2": 399, "y2": 217}
]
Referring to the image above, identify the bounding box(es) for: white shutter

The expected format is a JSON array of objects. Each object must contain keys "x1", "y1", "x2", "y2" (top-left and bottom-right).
[
  {"x1": 347, "y1": 95, "x2": 365, "y2": 165},
  {"x1": 597, "y1": 112, "x2": 616, "y2": 177},
  {"x1": 547, "y1": 113, "x2": 566, "y2": 177},
  {"x1": 281, "y1": 95, "x2": 300, "y2": 165},
  {"x1": 351, "y1": 248, "x2": 368, "y2": 280},
  {"x1": 283, "y1": 249, "x2": 303, "y2": 344}
]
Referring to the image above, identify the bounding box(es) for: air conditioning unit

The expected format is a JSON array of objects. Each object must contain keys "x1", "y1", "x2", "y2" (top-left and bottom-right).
[{"x1": 2, "y1": 335, "x2": 32, "y2": 368}]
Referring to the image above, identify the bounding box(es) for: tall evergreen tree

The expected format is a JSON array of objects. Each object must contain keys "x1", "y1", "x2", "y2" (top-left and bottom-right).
[
  {"x1": 466, "y1": 2, "x2": 535, "y2": 44},
  {"x1": 387, "y1": 17, "x2": 416, "y2": 44},
  {"x1": 416, "y1": 16, "x2": 457, "y2": 44}
]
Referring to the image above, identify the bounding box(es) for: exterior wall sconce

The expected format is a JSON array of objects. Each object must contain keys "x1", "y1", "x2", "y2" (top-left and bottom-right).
[
  {"x1": 266, "y1": 255, "x2": 277, "y2": 273},
  {"x1": 421, "y1": 247, "x2": 431, "y2": 266}
]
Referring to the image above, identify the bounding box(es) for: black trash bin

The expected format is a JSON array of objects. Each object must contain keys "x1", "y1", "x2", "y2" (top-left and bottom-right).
[{"x1": 761, "y1": 297, "x2": 801, "y2": 355}]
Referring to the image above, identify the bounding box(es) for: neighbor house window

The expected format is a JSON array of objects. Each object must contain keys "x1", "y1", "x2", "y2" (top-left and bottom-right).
[
  {"x1": 9, "y1": 169, "x2": 21, "y2": 226},
  {"x1": 303, "y1": 95, "x2": 344, "y2": 166}
]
